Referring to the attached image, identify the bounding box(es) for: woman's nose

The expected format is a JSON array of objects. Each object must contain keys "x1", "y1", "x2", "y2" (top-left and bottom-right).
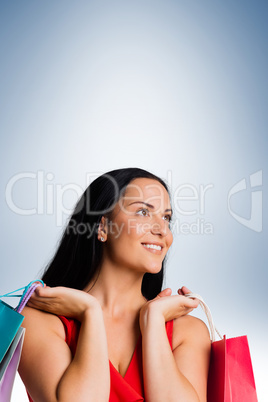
[{"x1": 150, "y1": 215, "x2": 168, "y2": 236}]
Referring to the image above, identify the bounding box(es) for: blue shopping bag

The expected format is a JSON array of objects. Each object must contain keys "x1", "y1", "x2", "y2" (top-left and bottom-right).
[
  {"x1": 0, "y1": 280, "x2": 44, "y2": 401},
  {"x1": 0, "y1": 301, "x2": 24, "y2": 364}
]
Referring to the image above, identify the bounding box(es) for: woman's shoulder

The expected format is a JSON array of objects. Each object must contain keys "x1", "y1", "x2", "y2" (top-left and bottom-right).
[
  {"x1": 21, "y1": 306, "x2": 66, "y2": 340},
  {"x1": 172, "y1": 315, "x2": 211, "y2": 350},
  {"x1": 19, "y1": 310, "x2": 74, "y2": 401}
]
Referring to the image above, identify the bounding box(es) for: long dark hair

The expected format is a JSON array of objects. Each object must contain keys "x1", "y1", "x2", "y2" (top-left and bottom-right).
[{"x1": 42, "y1": 167, "x2": 171, "y2": 300}]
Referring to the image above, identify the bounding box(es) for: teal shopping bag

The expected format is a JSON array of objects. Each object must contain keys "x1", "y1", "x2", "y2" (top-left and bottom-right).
[
  {"x1": 0, "y1": 301, "x2": 24, "y2": 364},
  {"x1": 0, "y1": 280, "x2": 44, "y2": 401},
  {"x1": 0, "y1": 280, "x2": 44, "y2": 363}
]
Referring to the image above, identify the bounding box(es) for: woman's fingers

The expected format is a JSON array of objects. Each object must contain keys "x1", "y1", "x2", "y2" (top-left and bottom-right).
[
  {"x1": 157, "y1": 288, "x2": 172, "y2": 298},
  {"x1": 32, "y1": 286, "x2": 67, "y2": 300},
  {"x1": 183, "y1": 296, "x2": 199, "y2": 308},
  {"x1": 26, "y1": 286, "x2": 101, "y2": 320},
  {"x1": 178, "y1": 287, "x2": 199, "y2": 310},
  {"x1": 178, "y1": 286, "x2": 192, "y2": 296},
  {"x1": 157, "y1": 287, "x2": 199, "y2": 310}
]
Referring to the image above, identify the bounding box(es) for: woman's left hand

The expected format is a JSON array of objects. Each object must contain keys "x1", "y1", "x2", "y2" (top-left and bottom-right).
[
  {"x1": 139, "y1": 286, "x2": 199, "y2": 333},
  {"x1": 139, "y1": 286, "x2": 210, "y2": 402}
]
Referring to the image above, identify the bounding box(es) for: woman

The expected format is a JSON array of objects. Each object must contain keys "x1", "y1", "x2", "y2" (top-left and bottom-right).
[{"x1": 19, "y1": 167, "x2": 211, "y2": 402}]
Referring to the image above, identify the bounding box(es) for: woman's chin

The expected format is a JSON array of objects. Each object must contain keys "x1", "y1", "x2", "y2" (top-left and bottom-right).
[{"x1": 142, "y1": 265, "x2": 162, "y2": 275}]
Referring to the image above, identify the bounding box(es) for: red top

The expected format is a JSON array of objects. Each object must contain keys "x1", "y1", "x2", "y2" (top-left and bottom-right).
[{"x1": 27, "y1": 317, "x2": 173, "y2": 401}]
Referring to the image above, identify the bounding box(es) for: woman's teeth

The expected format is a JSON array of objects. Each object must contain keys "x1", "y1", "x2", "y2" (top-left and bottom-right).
[{"x1": 142, "y1": 244, "x2": 162, "y2": 251}]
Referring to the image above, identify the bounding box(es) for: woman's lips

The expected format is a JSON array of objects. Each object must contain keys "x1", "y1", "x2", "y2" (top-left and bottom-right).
[{"x1": 141, "y1": 243, "x2": 163, "y2": 254}]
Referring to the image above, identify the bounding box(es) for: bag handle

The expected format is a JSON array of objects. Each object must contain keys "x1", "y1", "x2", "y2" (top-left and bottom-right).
[
  {"x1": 16, "y1": 281, "x2": 44, "y2": 313},
  {"x1": 184, "y1": 293, "x2": 223, "y2": 342},
  {"x1": 0, "y1": 280, "x2": 44, "y2": 313}
]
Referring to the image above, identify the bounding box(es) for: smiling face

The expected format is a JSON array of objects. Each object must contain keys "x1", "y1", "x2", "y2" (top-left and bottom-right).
[{"x1": 100, "y1": 178, "x2": 173, "y2": 275}]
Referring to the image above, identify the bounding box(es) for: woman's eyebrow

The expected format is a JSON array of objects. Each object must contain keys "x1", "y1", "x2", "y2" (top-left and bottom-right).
[{"x1": 127, "y1": 201, "x2": 173, "y2": 214}]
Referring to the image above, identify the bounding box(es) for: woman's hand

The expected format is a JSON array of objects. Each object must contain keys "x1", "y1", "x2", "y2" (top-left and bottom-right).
[
  {"x1": 27, "y1": 285, "x2": 101, "y2": 321},
  {"x1": 140, "y1": 286, "x2": 199, "y2": 333},
  {"x1": 139, "y1": 286, "x2": 209, "y2": 402},
  {"x1": 177, "y1": 285, "x2": 192, "y2": 297}
]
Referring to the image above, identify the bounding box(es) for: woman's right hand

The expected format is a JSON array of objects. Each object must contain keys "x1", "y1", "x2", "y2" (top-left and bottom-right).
[
  {"x1": 27, "y1": 285, "x2": 101, "y2": 321},
  {"x1": 20, "y1": 285, "x2": 110, "y2": 402}
]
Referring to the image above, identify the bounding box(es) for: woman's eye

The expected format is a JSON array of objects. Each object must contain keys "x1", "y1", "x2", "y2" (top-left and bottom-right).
[
  {"x1": 136, "y1": 209, "x2": 172, "y2": 223},
  {"x1": 163, "y1": 214, "x2": 172, "y2": 223},
  {"x1": 136, "y1": 208, "x2": 150, "y2": 217}
]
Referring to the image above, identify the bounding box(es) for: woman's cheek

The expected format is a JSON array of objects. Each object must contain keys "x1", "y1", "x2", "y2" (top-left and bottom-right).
[
  {"x1": 168, "y1": 231, "x2": 173, "y2": 247},
  {"x1": 134, "y1": 221, "x2": 151, "y2": 236}
]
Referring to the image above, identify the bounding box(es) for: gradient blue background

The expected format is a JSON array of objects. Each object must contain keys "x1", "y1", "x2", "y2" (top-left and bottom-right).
[{"x1": 0, "y1": 1, "x2": 267, "y2": 400}]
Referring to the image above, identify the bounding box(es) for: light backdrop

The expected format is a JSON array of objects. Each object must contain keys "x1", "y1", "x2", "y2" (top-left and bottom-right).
[{"x1": 0, "y1": 1, "x2": 267, "y2": 400}]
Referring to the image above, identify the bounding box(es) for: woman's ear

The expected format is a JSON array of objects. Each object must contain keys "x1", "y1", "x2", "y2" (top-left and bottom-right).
[{"x1": 98, "y1": 215, "x2": 108, "y2": 241}]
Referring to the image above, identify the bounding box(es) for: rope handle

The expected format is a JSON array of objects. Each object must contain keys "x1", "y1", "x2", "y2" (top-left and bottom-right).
[
  {"x1": 184, "y1": 293, "x2": 223, "y2": 342},
  {"x1": 0, "y1": 280, "x2": 44, "y2": 313}
]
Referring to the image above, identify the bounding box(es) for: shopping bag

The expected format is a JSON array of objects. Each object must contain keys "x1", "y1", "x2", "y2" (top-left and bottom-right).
[
  {"x1": 185, "y1": 293, "x2": 258, "y2": 402},
  {"x1": 208, "y1": 334, "x2": 257, "y2": 402},
  {"x1": 0, "y1": 280, "x2": 44, "y2": 401},
  {"x1": 0, "y1": 327, "x2": 25, "y2": 401},
  {"x1": 0, "y1": 301, "x2": 24, "y2": 364}
]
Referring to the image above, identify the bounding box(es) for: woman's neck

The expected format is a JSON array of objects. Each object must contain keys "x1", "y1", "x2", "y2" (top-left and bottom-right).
[{"x1": 85, "y1": 262, "x2": 146, "y2": 318}]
